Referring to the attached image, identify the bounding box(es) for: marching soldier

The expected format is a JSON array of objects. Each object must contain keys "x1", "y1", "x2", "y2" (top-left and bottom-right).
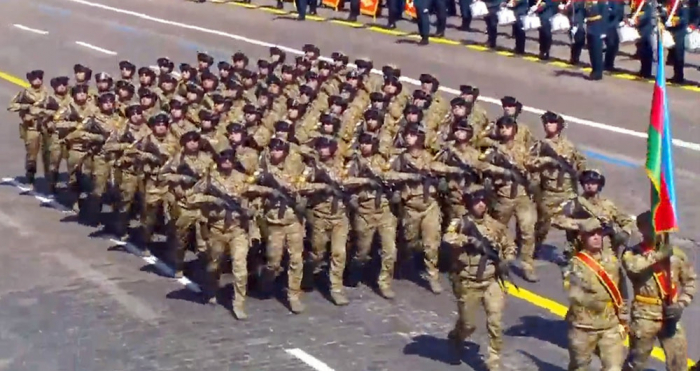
[
  {"x1": 304, "y1": 136, "x2": 353, "y2": 306},
  {"x1": 256, "y1": 138, "x2": 309, "y2": 314},
  {"x1": 118, "y1": 60, "x2": 136, "y2": 84},
  {"x1": 445, "y1": 188, "x2": 516, "y2": 370},
  {"x1": 553, "y1": 169, "x2": 634, "y2": 258},
  {"x1": 73, "y1": 64, "x2": 93, "y2": 89},
  {"x1": 530, "y1": 111, "x2": 586, "y2": 248},
  {"x1": 8, "y1": 70, "x2": 49, "y2": 189},
  {"x1": 622, "y1": 211, "x2": 697, "y2": 371},
  {"x1": 160, "y1": 130, "x2": 214, "y2": 277},
  {"x1": 480, "y1": 116, "x2": 539, "y2": 282},
  {"x1": 391, "y1": 123, "x2": 448, "y2": 294},
  {"x1": 565, "y1": 218, "x2": 628, "y2": 371},
  {"x1": 40, "y1": 76, "x2": 73, "y2": 194}
]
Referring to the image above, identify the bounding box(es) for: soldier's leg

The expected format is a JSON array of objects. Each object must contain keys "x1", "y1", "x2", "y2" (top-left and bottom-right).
[
  {"x1": 347, "y1": 0, "x2": 360, "y2": 20},
  {"x1": 40, "y1": 131, "x2": 51, "y2": 178},
  {"x1": 433, "y1": 0, "x2": 447, "y2": 35},
  {"x1": 637, "y1": 24, "x2": 654, "y2": 78},
  {"x1": 624, "y1": 318, "x2": 661, "y2": 371},
  {"x1": 604, "y1": 25, "x2": 621, "y2": 71},
  {"x1": 308, "y1": 215, "x2": 330, "y2": 278},
  {"x1": 116, "y1": 171, "x2": 140, "y2": 239},
  {"x1": 420, "y1": 204, "x2": 443, "y2": 294},
  {"x1": 194, "y1": 221, "x2": 209, "y2": 254},
  {"x1": 285, "y1": 222, "x2": 306, "y2": 314},
  {"x1": 491, "y1": 197, "x2": 515, "y2": 225},
  {"x1": 538, "y1": 14, "x2": 553, "y2": 59},
  {"x1": 448, "y1": 280, "x2": 482, "y2": 344},
  {"x1": 377, "y1": 209, "x2": 398, "y2": 298},
  {"x1": 230, "y1": 225, "x2": 250, "y2": 319},
  {"x1": 596, "y1": 325, "x2": 625, "y2": 371},
  {"x1": 567, "y1": 326, "x2": 599, "y2": 371},
  {"x1": 47, "y1": 134, "x2": 63, "y2": 194},
  {"x1": 23, "y1": 130, "x2": 42, "y2": 187},
  {"x1": 570, "y1": 27, "x2": 586, "y2": 64},
  {"x1": 66, "y1": 150, "x2": 88, "y2": 211},
  {"x1": 535, "y1": 190, "x2": 568, "y2": 245},
  {"x1": 658, "y1": 324, "x2": 688, "y2": 371},
  {"x1": 349, "y1": 213, "x2": 376, "y2": 286},
  {"x1": 88, "y1": 155, "x2": 109, "y2": 224},
  {"x1": 173, "y1": 209, "x2": 197, "y2": 277},
  {"x1": 400, "y1": 210, "x2": 422, "y2": 277},
  {"x1": 586, "y1": 32, "x2": 604, "y2": 79},
  {"x1": 414, "y1": 0, "x2": 431, "y2": 42},
  {"x1": 515, "y1": 197, "x2": 538, "y2": 282},
  {"x1": 483, "y1": 280, "x2": 506, "y2": 371},
  {"x1": 262, "y1": 225, "x2": 285, "y2": 293},
  {"x1": 140, "y1": 192, "x2": 162, "y2": 250},
  {"x1": 457, "y1": 0, "x2": 472, "y2": 30},
  {"x1": 670, "y1": 27, "x2": 687, "y2": 83},
  {"x1": 512, "y1": 18, "x2": 526, "y2": 54},
  {"x1": 205, "y1": 227, "x2": 227, "y2": 303},
  {"x1": 328, "y1": 216, "x2": 350, "y2": 305},
  {"x1": 485, "y1": 11, "x2": 498, "y2": 49}
]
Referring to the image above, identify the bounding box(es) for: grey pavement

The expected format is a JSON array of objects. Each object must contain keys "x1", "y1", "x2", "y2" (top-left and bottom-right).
[{"x1": 0, "y1": 0, "x2": 695, "y2": 369}]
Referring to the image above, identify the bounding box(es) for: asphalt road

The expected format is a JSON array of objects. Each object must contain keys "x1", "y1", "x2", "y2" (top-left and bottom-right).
[{"x1": 0, "y1": 0, "x2": 698, "y2": 370}]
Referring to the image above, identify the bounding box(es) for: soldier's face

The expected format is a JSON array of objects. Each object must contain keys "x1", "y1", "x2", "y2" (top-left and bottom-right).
[
  {"x1": 637, "y1": 220, "x2": 653, "y2": 241},
  {"x1": 414, "y1": 99, "x2": 426, "y2": 108},
  {"x1": 340, "y1": 91, "x2": 351, "y2": 100},
  {"x1": 498, "y1": 125, "x2": 515, "y2": 139},
  {"x1": 234, "y1": 60, "x2": 245, "y2": 69},
  {"x1": 282, "y1": 73, "x2": 293, "y2": 82},
  {"x1": 319, "y1": 147, "x2": 331, "y2": 158},
  {"x1": 407, "y1": 113, "x2": 418, "y2": 122},
  {"x1": 55, "y1": 85, "x2": 67, "y2": 94},
  {"x1": 182, "y1": 70, "x2": 192, "y2": 80},
  {"x1": 258, "y1": 96, "x2": 269, "y2": 106},
  {"x1": 121, "y1": 69, "x2": 132, "y2": 79},
  {"x1": 129, "y1": 113, "x2": 142, "y2": 123},
  {"x1": 461, "y1": 94, "x2": 474, "y2": 103},
  {"x1": 543, "y1": 122, "x2": 560, "y2": 135},
  {"x1": 367, "y1": 119, "x2": 378, "y2": 129},
  {"x1": 30, "y1": 78, "x2": 43, "y2": 87},
  {"x1": 307, "y1": 80, "x2": 318, "y2": 90},
  {"x1": 319, "y1": 68, "x2": 330, "y2": 77},
  {"x1": 271, "y1": 149, "x2": 285, "y2": 160},
  {"x1": 171, "y1": 108, "x2": 183, "y2": 119},
  {"x1": 141, "y1": 97, "x2": 153, "y2": 106},
  {"x1": 101, "y1": 102, "x2": 114, "y2": 111},
  {"x1": 421, "y1": 83, "x2": 432, "y2": 93},
  {"x1": 186, "y1": 92, "x2": 198, "y2": 102},
  {"x1": 229, "y1": 132, "x2": 243, "y2": 143},
  {"x1": 118, "y1": 89, "x2": 130, "y2": 98},
  {"x1": 454, "y1": 129, "x2": 470, "y2": 141},
  {"x1": 153, "y1": 123, "x2": 168, "y2": 135},
  {"x1": 360, "y1": 143, "x2": 373, "y2": 155},
  {"x1": 331, "y1": 105, "x2": 342, "y2": 115},
  {"x1": 322, "y1": 124, "x2": 334, "y2": 134},
  {"x1": 582, "y1": 231, "x2": 603, "y2": 251},
  {"x1": 372, "y1": 102, "x2": 383, "y2": 110},
  {"x1": 384, "y1": 85, "x2": 396, "y2": 95},
  {"x1": 582, "y1": 182, "x2": 599, "y2": 194},
  {"x1": 97, "y1": 81, "x2": 109, "y2": 91},
  {"x1": 268, "y1": 85, "x2": 280, "y2": 95},
  {"x1": 201, "y1": 120, "x2": 213, "y2": 130},
  {"x1": 406, "y1": 133, "x2": 418, "y2": 146},
  {"x1": 198, "y1": 61, "x2": 208, "y2": 70},
  {"x1": 186, "y1": 140, "x2": 199, "y2": 151},
  {"x1": 298, "y1": 95, "x2": 309, "y2": 104},
  {"x1": 75, "y1": 92, "x2": 88, "y2": 102},
  {"x1": 159, "y1": 67, "x2": 170, "y2": 75},
  {"x1": 203, "y1": 80, "x2": 215, "y2": 89},
  {"x1": 220, "y1": 159, "x2": 233, "y2": 170},
  {"x1": 214, "y1": 103, "x2": 225, "y2": 112},
  {"x1": 470, "y1": 200, "x2": 487, "y2": 217},
  {"x1": 271, "y1": 54, "x2": 281, "y2": 62},
  {"x1": 503, "y1": 106, "x2": 517, "y2": 116},
  {"x1": 139, "y1": 75, "x2": 151, "y2": 85},
  {"x1": 220, "y1": 70, "x2": 230, "y2": 79},
  {"x1": 346, "y1": 78, "x2": 358, "y2": 88},
  {"x1": 452, "y1": 106, "x2": 466, "y2": 117},
  {"x1": 288, "y1": 109, "x2": 299, "y2": 119},
  {"x1": 161, "y1": 82, "x2": 175, "y2": 92},
  {"x1": 245, "y1": 113, "x2": 257, "y2": 122},
  {"x1": 75, "y1": 72, "x2": 86, "y2": 82},
  {"x1": 259, "y1": 67, "x2": 269, "y2": 75}
]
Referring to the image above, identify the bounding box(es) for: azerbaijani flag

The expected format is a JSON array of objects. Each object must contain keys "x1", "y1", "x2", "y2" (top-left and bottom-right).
[{"x1": 645, "y1": 25, "x2": 679, "y2": 234}]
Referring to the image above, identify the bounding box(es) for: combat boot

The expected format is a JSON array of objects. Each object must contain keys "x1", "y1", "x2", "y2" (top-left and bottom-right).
[
  {"x1": 257, "y1": 267, "x2": 276, "y2": 297},
  {"x1": 48, "y1": 171, "x2": 59, "y2": 195},
  {"x1": 288, "y1": 294, "x2": 305, "y2": 314},
  {"x1": 25, "y1": 168, "x2": 36, "y2": 191},
  {"x1": 346, "y1": 259, "x2": 365, "y2": 287},
  {"x1": 330, "y1": 289, "x2": 349, "y2": 306},
  {"x1": 521, "y1": 263, "x2": 539, "y2": 283},
  {"x1": 232, "y1": 300, "x2": 248, "y2": 320},
  {"x1": 377, "y1": 285, "x2": 395, "y2": 300},
  {"x1": 428, "y1": 279, "x2": 443, "y2": 295}
]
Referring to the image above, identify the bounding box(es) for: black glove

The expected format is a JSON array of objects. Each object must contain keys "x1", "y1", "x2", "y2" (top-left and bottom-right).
[
  {"x1": 664, "y1": 303, "x2": 684, "y2": 320},
  {"x1": 497, "y1": 260, "x2": 510, "y2": 274},
  {"x1": 437, "y1": 178, "x2": 449, "y2": 193}
]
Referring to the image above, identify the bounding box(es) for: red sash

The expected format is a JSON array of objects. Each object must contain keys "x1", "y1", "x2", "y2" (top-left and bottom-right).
[
  {"x1": 641, "y1": 244, "x2": 679, "y2": 304},
  {"x1": 574, "y1": 251, "x2": 624, "y2": 314}
]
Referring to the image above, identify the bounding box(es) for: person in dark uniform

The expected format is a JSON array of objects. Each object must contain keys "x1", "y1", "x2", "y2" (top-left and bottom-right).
[
  {"x1": 630, "y1": 0, "x2": 655, "y2": 78},
  {"x1": 536, "y1": 0, "x2": 556, "y2": 60},
  {"x1": 605, "y1": 0, "x2": 625, "y2": 71},
  {"x1": 414, "y1": 0, "x2": 448, "y2": 44},
  {"x1": 511, "y1": 0, "x2": 529, "y2": 54},
  {"x1": 485, "y1": 0, "x2": 508, "y2": 49},
  {"x1": 661, "y1": 0, "x2": 689, "y2": 83},
  {"x1": 571, "y1": 0, "x2": 609, "y2": 80}
]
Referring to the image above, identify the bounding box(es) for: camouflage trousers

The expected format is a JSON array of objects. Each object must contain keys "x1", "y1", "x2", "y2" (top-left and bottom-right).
[
  {"x1": 450, "y1": 277, "x2": 505, "y2": 370},
  {"x1": 91, "y1": 154, "x2": 113, "y2": 197},
  {"x1": 402, "y1": 202, "x2": 442, "y2": 282},
  {"x1": 353, "y1": 207, "x2": 398, "y2": 291},
  {"x1": 491, "y1": 195, "x2": 537, "y2": 271},
  {"x1": 140, "y1": 179, "x2": 171, "y2": 244},
  {"x1": 266, "y1": 221, "x2": 305, "y2": 301},
  {"x1": 624, "y1": 318, "x2": 688, "y2": 371},
  {"x1": 48, "y1": 133, "x2": 67, "y2": 173},
  {"x1": 208, "y1": 221, "x2": 250, "y2": 304},
  {"x1": 567, "y1": 325, "x2": 625, "y2": 371},
  {"x1": 308, "y1": 212, "x2": 350, "y2": 293},
  {"x1": 23, "y1": 128, "x2": 50, "y2": 177},
  {"x1": 171, "y1": 205, "x2": 203, "y2": 274},
  {"x1": 536, "y1": 190, "x2": 574, "y2": 245}
]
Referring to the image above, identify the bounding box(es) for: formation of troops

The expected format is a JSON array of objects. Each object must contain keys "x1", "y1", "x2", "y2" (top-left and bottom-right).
[
  {"x1": 200, "y1": 0, "x2": 697, "y2": 82},
  {"x1": 7, "y1": 45, "x2": 698, "y2": 370}
]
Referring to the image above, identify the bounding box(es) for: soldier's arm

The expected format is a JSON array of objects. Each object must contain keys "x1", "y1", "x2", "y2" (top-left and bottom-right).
[
  {"x1": 609, "y1": 202, "x2": 635, "y2": 234},
  {"x1": 497, "y1": 224, "x2": 518, "y2": 262},
  {"x1": 621, "y1": 247, "x2": 668, "y2": 274},
  {"x1": 7, "y1": 91, "x2": 29, "y2": 112},
  {"x1": 566, "y1": 262, "x2": 591, "y2": 305},
  {"x1": 444, "y1": 219, "x2": 470, "y2": 246},
  {"x1": 572, "y1": 147, "x2": 587, "y2": 172},
  {"x1": 676, "y1": 248, "x2": 697, "y2": 307}
]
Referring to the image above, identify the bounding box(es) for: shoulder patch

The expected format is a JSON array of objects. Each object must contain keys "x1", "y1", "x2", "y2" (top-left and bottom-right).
[{"x1": 447, "y1": 218, "x2": 460, "y2": 233}]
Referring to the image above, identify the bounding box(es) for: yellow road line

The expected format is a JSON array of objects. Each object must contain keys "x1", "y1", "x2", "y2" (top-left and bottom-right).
[{"x1": 0, "y1": 65, "x2": 695, "y2": 367}]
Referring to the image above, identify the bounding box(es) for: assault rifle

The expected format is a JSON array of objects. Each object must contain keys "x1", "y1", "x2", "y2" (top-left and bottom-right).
[
  {"x1": 205, "y1": 177, "x2": 252, "y2": 230},
  {"x1": 307, "y1": 158, "x2": 346, "y2": 214},
  {"x1": 402, "y1": 160, "x2": 439, "y2": 203},
  {"x1": 482, "y1": 147, "x2": 530, "y2": 198},
  {"x1": 538, "y1": 141, "x2": 579, "y2": 194},
  {"x1": 258, "y1": 164, "x2": 305, "y2": 222},
  {"x1": 461, "y1": 217, "x2": 518, "y2": 290},
  {"x1": 351, "y1": 153, "x2": 389, "y2": 209}
]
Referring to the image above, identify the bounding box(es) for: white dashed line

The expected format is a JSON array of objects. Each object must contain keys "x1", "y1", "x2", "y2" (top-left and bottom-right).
[
  {"x1": 0, "y1": 177, "x2": 201, "y2": 293},
  {"x1": 285, "y1": 349, "x2": 335, "y2": 371},
  {"x1": 75, "y1": 41, "x2": 118, "y2": 55},
  {"x1": 65, "y1": 0, "x2": 700, "y2": 152},
  {"x1": 13, "y1": 24, "x2": 50, "y2": 35}
]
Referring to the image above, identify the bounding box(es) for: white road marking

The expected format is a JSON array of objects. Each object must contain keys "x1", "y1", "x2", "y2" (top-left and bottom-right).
[
  {"x1": 285, "y1": 349, "x2": 335, "y2": 371},
  {"x1": 49, "y1": 250, "x2": 162, "y2": 321},
  {"x1": 75, "y1": 41, "x2": 118, "y2": 55},
  {"x1": 65, "y1": 0, "x2": 700, "y2": 152},
  {"x1": 0, "y1": 209, "x2": 31, "y2": 237},
  {"x1": 12, "y1": 24, "x2": 49, "y2": 35},
  {"x1": 0, "y1": 177, "x2": 201, "y2": 293}
]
